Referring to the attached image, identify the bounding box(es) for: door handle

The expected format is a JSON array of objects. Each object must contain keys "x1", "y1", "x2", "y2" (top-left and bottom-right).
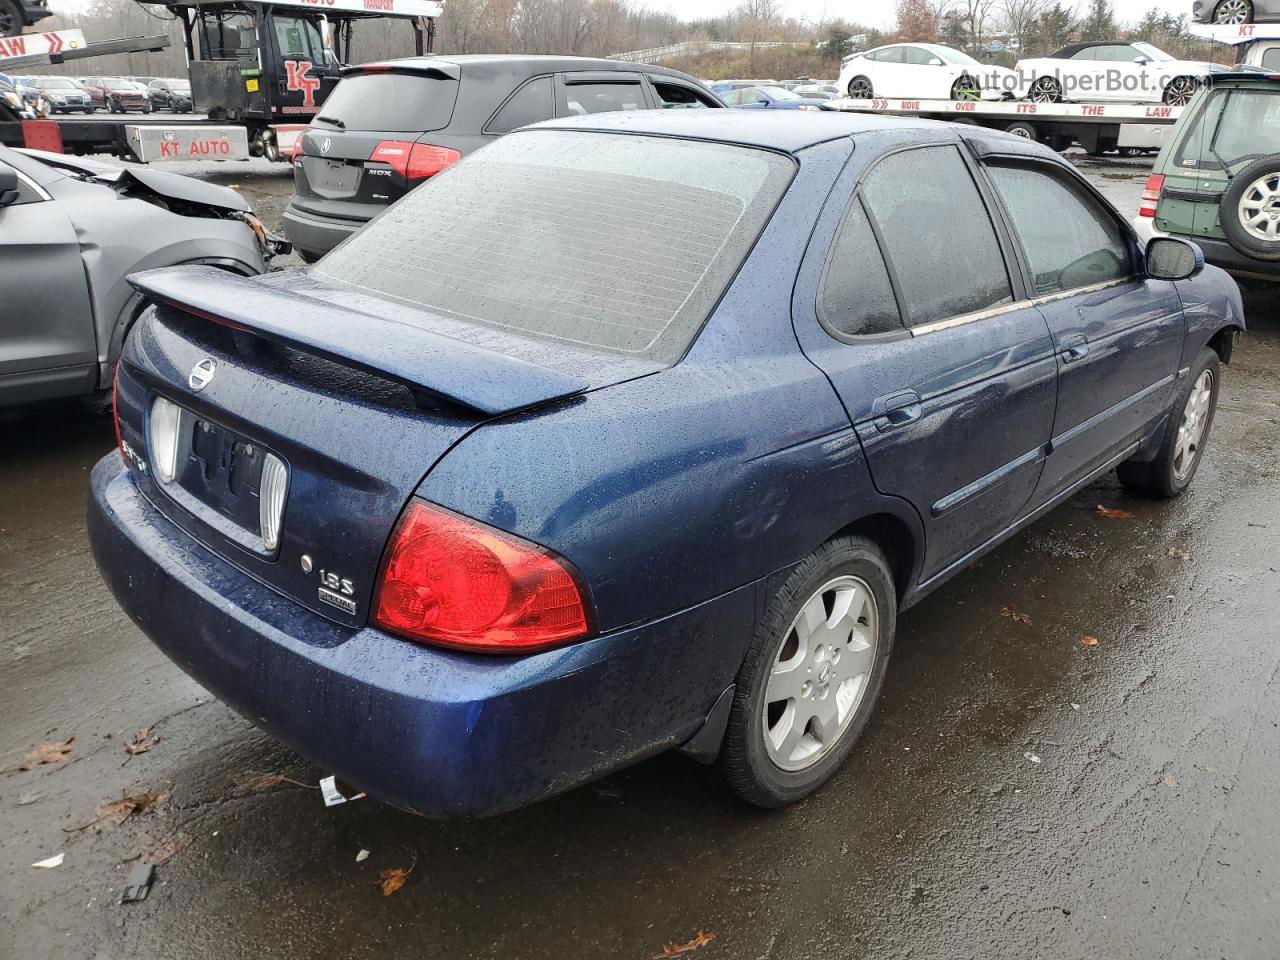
[
  {"x1": 1060, "y1": 335, "x2": 1090, "y2": 364},
  {"x1": 871, "y1": 389, "x2": 923, "y2": 433}
]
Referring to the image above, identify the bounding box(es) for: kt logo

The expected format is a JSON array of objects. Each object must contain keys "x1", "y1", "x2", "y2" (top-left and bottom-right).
[{"x1": 285, "y1": 60, "x2": 321, "y2": 107}]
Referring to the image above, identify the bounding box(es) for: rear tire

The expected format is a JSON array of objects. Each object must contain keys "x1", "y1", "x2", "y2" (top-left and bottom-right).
[
  {"x1": 1163, "y1": 76, "x2": 1199, "y2": 107},
  {"x1": 846, "y1": 76, "x2": 873, "y2": 99},
  {"x1": 1118, "y1": 348, "x2": 1221, "y2": 498},
  {"x1": 1213, "y1": 0, "x2": 1254, "y2": 23},
  {"x1": 1028, "y1": 76, "x2": 1062, "y2": 103},
  {"x1": 1005, "y1": 120, "x2": 1038, "y2": 141},
  {"x1": 717, "y1": 536, "x2": 896, "y2": 809}
]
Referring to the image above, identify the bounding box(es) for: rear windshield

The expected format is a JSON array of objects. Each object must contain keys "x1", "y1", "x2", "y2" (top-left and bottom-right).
[
  {"x1": 315, "y1": 71, "x2": 458, "y2": 133},
  {"x1": 40, "y1": 79, "x2": 77, "y2": 89},
  {"x1": 1175, "y1": 87, "x2": 1280, "y2": 170},
  {"x1": 317, "y1": 130, "x2": 794, "y2": 362}
]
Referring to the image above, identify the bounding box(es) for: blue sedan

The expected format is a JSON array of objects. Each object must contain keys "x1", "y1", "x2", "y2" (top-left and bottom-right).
[
  {"x1": 720, "y1": 83, "x2": 834, "y2": 110},
  {"x1": 90, "y1": 111, "x2": 1243, "y2": 816}
]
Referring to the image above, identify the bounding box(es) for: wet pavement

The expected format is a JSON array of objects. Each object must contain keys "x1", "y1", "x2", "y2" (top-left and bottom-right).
[{"x1": 2, "y1": 161, "x2": 1279, "y2": 960}]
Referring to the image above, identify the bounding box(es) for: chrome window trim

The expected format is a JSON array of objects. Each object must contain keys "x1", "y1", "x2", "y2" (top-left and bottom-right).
[{"x1": 910, "y1": 277, "x2": 1135, "y2": 338}]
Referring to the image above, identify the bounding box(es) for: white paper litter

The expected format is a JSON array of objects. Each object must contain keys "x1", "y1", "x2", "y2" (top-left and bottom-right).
[
  {"x1": 356, "y1": 849, "x2": 370, "y2": 863},
  {"x1": 32, "y1": 853, "x2": 64, "y2": 868}
]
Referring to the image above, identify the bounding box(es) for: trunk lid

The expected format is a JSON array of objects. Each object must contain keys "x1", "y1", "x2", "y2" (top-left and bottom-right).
[{"x1": 117, "y1": 266, "x2": 652, "y2": 629}]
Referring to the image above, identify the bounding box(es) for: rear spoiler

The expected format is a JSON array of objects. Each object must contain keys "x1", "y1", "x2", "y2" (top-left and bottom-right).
[{"x1": 128, "y1": 266, "x2": 589, "y2": 417}]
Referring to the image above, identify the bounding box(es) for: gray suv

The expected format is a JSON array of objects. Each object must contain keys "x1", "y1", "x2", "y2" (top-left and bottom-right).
[{"x1": 282, "y1": 55, "x2": 723, "y2": 262}]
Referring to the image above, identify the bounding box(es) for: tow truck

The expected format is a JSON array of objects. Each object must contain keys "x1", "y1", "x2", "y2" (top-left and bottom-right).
[
  {"x1": 829, "y1": 24, "x2": 1280, "y2": 155},
  {"x1": 0, "y1": 0, "x2": 442, "y2": 163}
]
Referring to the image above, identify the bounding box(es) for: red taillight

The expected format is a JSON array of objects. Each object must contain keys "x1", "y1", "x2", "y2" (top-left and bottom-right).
[
  {"x1": 369, "y1": 140, "x2": 461, "y2": 180},
  {"x1": 112, "y1": 362, "x2": 125, "y2": 463},
  {"x1": 373, "y1": 500, "x2": 591, "y2": 654},
  {"x1": 1139, "y1": 174, "x2": 1165, "y2": 218}
]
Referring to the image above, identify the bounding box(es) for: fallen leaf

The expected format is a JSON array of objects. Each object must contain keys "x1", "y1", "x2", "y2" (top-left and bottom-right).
[
  {"x1": 379, "y1": 861, "x2": 416, "y2": 896},
  {"x1": 31, "y1": 853, "x2": 64, "y2": 868},
  {"x1": 1081, "y1": 635, "x2": 1099, "y2": 647},
  {"x1": 653, "y1": 931, "x2": 716, "y2": 959},
  {"x1": 356, "y1": 849, "x2": 370, "y2": 863},
  {"x1": 1000, "y1": 605, "x2": 1032, "y2": 625},
  {"x1": 124, "y1": 727, "x2": 160, "y2": 756},
  {"x1": 1096, "y1": 504, "x2": 1134, "y2": 519},
  {"x1": 69, "y1": 789, "x2": 168, "y2": 832},
  {"x1": 144, "y1": 831, "x2": 191, "y2": 865},
  {"x1": 1168, "y1": 547, "x2": 1191, "y2": 560},
  {"x1": 19, "y1": 737, "x2": 74, "y2": 771}
]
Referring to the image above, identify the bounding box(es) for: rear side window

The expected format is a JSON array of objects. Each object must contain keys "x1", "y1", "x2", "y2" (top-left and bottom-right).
[
  {"x1": 1264, "y1": 48, "x2": 1280, "y2": 70},
  {"x1": 819, "y1": 201, "x2": 903, "y2": 337},
  {"x1": 860, "y1": 146, "x2": 1013, "y2": 328},
  {"x1": 318, "y1": 130, "x2": 794, "y2": 362},
  {"x1": 564, "y1": 82, "x2": 647, "y2": 115},
  {"x1": 986, "y1": 163, "x2": 1130, "y2": 295},
  {"x1": 486, "y1": 76, "x2": 554, "y2": 134},
  {"x1": 316, "y1": 72, "x2": 459, "y2": 133},
  {"x1": 653, "y1": 81, "x2": 716, "y2": 109}
]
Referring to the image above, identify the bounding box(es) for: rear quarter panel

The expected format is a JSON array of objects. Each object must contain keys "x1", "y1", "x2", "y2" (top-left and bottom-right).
[{"x1": 418, "y1": 138, "x2": 921, "y2": 638}]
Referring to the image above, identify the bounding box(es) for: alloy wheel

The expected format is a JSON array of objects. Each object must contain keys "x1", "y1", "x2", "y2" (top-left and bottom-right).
[
  {"x1": 847, "y1": 78, "x2": 873, "y2": 99},
  {"x1": 762, "y1": 576, "x2": 879, "y2": 772},
  {"x1": 1029, "y1": 77, "x2": 1061, "y2": 103},
  {"x1": 1214, "y1": 0, "x2": 1252, "y2": 23},
  {"x1": 1163, "y1": 76, "x2": 1198, "y2": 107},
  {"x1": 1173, "y1": 370, "x2": 1215, "y2": 482},
  {"x1": 1239, "y1": 172, "x2": 1280, "y2": 243}
]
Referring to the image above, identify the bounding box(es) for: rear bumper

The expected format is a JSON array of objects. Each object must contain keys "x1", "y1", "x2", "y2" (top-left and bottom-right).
[
  {"x1": 88, "y1": 455, "x2": 750, "y2": 817},
  {"x1": 281, "y1": 202, "x2": 364, "y2": 258}
]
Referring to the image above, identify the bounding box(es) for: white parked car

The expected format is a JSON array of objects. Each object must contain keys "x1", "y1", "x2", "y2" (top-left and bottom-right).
[
  {"x1": 1016, "y1": 41, "x2": 1226, "y2": 106},
  {"x1": 838, "y1": 43, "x2": 1017, "y2": 101}
]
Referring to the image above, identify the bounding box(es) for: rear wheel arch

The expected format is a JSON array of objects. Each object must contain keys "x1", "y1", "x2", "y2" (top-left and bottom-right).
[{"x1": 826, "y1": 511, "x2": 921, "y2": 605}]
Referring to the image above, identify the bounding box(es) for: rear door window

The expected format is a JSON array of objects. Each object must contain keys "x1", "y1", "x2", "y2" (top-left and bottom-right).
[
  {"x1": 316, "y1": 71, "x2": 459, "y2": 133},
  {"x1": 860, "y1": 146, "x2": 1013, "y2": 328},
  {"x1": 318, "y1": 130, "x2": 795, "y2": 362},
  {"x1": 485, "y1": 76, "x2": 554, "y2": 134},
  {"x1": 985, "y1": 162, "x2": 1131, "y2": 294},
  {"x1": 561, "y1": 80, "x2": 648, "y2": 116}
]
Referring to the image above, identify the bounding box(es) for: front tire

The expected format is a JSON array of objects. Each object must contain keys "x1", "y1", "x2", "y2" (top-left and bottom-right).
[
  {"x1": 717, "y1": 536, "x2": 896, "y2": 809},
  {"x1": 951, "y1": 74, "x2": 981, "y2": 101},
  {"x1": 1119, "y1": 348, "x2": 1221, "y2": 498}
]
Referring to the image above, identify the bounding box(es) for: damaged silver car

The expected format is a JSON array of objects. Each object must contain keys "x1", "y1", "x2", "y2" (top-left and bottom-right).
[{"x1": 0, "y1": 144, "x2": 288, "y2": 406}]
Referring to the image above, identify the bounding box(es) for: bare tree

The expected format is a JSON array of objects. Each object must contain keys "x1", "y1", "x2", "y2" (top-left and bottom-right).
[{"x1": 998, "y1": 0, "x2": 1049, "y2": 55}]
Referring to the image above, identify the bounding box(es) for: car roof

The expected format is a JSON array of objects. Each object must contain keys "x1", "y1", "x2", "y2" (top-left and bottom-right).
[
  {"x1": 529, "y1": 109, "x2": 947, "y2": 154},
  {"x1": 1049, "y1": 41, "x2": 1137, "y2": 58},
  {"x1": 352, "y1": 54, "x2": 701, "y2": 82}
]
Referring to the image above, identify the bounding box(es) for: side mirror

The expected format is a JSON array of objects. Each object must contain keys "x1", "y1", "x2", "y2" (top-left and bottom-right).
[
  {"x1": 1146, "y1": 237, "x2": 1203, "y2": 281},
  {"x1": 1134, "y1": 56, "x2": 1151, "y2": 65},
  {"x1": 0, "y1": 166, "x2": 19, "y2": 207}
]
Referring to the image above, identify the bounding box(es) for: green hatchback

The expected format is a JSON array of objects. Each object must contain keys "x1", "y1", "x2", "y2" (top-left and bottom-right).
[{"x1": 1135, "y1": 72, "x2": 1280, "y2": 281}]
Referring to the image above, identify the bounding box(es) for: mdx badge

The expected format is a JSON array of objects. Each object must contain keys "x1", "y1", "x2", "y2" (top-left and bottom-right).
[{"x1": 189, "y1": 358, "x2": 217, "y2": 391}]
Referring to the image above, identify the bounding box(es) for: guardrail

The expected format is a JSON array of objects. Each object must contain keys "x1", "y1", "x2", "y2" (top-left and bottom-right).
[{"x1": 609, "y1": 39, "x2": 808, "y2": 63}]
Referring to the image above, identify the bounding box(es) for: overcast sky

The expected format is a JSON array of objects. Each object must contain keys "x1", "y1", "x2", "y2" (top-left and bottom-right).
[{"x1": 656, "y1": 0, "x2": 1187, "y2": 29}]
